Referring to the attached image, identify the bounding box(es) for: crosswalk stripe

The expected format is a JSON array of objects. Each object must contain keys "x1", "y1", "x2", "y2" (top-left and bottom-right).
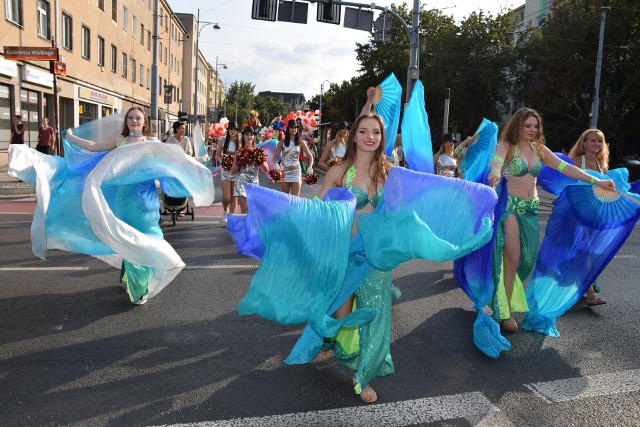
[
  {"x1": 525, "y1": 368, "x2": 640, "y2": 403},
  {"x1": 152, "y1": 391, "x2": 498, "y2": 427},
  {"x1": 0, "y1": 267, "x2": 89, "y2": 271}
]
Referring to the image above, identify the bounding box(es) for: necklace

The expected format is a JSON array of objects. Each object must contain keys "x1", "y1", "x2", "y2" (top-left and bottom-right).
[{"x1": 129, "y1": 132, "x2": 143, "y2": 137}]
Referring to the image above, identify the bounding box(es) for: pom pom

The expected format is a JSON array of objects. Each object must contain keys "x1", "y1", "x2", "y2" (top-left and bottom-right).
[
  {"x1": 304, "y1": 173, "x2": 318, "y2": 185},
  {"x1": 221, "y1": 154, "x2": 234, "y2": 171},
  {"x1": 327, "y1": 157, "x2": 342, "y2": 168},
  {"x1": 269, "y1": 169, "x2": 284, "y2": 181}
]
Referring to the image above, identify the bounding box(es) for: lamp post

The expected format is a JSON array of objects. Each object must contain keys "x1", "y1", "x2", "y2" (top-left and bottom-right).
[
  {"x1": 319, "y1": 79, "x2": 331, "y2": 126},
  {"x1": 213, "y1": 56, "x2": 228, "y2": 123},
  {"x1": 590, "y1": 6, "x2": 610, "y2": 128},
  {"x1": 193, "y1": 8, "x2": 220, "y2": 118},
  {"x1": 150, "y1": 0, "x2": 160, "y2": 137}
]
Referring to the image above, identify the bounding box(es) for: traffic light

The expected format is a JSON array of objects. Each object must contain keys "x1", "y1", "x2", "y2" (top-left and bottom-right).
[
  {"x1": 252, "y1": 0, "x2": 277, "y2": 21},
  {"x1": 317, "y1": 1, "x2": 340, "y2": 25}
]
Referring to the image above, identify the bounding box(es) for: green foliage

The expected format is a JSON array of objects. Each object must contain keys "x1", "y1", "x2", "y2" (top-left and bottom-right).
[
  {"x1": 225, "y1": 81, "x2": 256, "y2": 126},
  {"x1": 253, "y1": 96, "x2": 290, "y2": 128}
]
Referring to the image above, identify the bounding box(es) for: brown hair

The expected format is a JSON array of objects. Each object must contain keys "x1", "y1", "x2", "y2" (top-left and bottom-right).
[
  {"x1": 568, "y1": 128, "x2": 609, "y2": 173},
  {"x1": 499, "y1": 107, "x2": 545, "y2": 160},
  {"x1": 120, "y1": 107, "x2": 150, "y2": 137},
  {"x1": 340, "y1": 113, "x2": 391, "y2": 189}
]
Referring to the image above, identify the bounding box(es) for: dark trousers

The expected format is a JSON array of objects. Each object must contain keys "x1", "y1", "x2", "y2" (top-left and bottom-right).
[{"x1": 36, "y1": 145, "x2": 51, "y2": 155}]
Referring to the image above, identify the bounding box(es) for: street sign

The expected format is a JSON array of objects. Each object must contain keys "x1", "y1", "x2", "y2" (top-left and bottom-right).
[
  {"x1": 277, "y1": 1, "x2": 308, "y2": 24},
  {"x1": 343, "y1": 8, "x2": 373, "y2": 32},
  {"x1": 4, "y1": 46, "x2": 59, "y2": 61}
]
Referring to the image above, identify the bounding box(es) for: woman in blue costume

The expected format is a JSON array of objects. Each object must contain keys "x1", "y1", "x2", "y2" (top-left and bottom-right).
[
  {"x1": 65, "y1": 107, "x2": 161, "y2": 305},
  {"x1": 568, "y1": 128, "x2": 610, "y2": 306},
  {"x1": 486, "y1": 108, "x2": 615, "y2": 331},
  {"x1": 315, "y1": 113, "x2": 392, "y2": 403}
]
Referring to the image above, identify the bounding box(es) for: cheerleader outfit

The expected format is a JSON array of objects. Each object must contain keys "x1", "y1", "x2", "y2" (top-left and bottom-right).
[
  {"x1": 221, "y1": 140, "x2": 238, "y2": 182},
  {"x1": 436, "y1": 153, "x2": 457, "y2": 177},
  {"x1": 281, "y1": 141, "x2": 302, "y2": 183},
  {"x1": 234, "y1": 150, "x2": 260, "y2": 198}
]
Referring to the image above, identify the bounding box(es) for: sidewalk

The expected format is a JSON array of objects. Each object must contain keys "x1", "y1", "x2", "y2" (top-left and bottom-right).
[{"x1": 0, "y1": 165, "x2": 35, "y2": 198}]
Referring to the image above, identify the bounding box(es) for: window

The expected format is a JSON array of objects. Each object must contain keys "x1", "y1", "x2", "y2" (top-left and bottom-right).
[
  {"x1": 147, "y1": 30, "x2": 151, "y2": 50},
  {"x1": 62, "y1": 13, "x2": 72, "y2": 50},
  {"x1": 131, "y1": 58, "x2": 136, "y2": 82},
  {"x1": 98, "y1": 0, "x2": 104, "y2": 11},
  {"x1": 111, "y1": 0, "x2": 117, "y2": 21},
  {"x1": 37, "y1": 0, "x2": 50, "y2": 38},
  {"x1": 146, "y1": 68, "x2": 150, "y2": 89},
  {"x1": 139, "y1": 64, "x2": 144, "y2": 86},
  {"x1": 5, "y1": 0, "x2": 23, "y2": 26},
  {"x1": 132, "y1": 16, "x2": 137, "y2": 38},
  {"x1": 140, "y1": 24, "x2": 145, "y2": 45},
  {"x1": 159, "y1": 42, "x2": 163, "y2": 62},
  {"x1": 81, "y1": 26, "x2": 90, "y2": 59},
  {"x1": 97, "y1": 36, "x2": 105, "y2": 66},
  {"x1": 110, "y1": 44, "x2": 117, "y2": 72},
  {"x1": 121, "y1": 53, "x2": 127, "y2": 77},
  {"x1": 122, "y1": 6, "x2": 128, "y2": 31},
  {"x1": 164, "y1": 47, "x2": 167, "y2": 65}
]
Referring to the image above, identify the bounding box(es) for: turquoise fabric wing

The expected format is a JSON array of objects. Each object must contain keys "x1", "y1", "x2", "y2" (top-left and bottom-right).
[
  {"x1": 192, "y1": 119, "x2": 211, "y2": 164},
  {"x1": 358, "y1": 167, "x2": 495, "y2": 269},
  {"x1": 458, "y1": 119, "x2": 498, "y2": 185},
  {"x1": 522, "y1": 169, "x2": 640, "y2": 336},
  {"x1": 235, "y1": 185, "x2": 375, "y2": 337},
  {"x1": 372, "y1": 73, "x2": 402, "y2": 157},
  {"x1": 401, "y1": 81, "x2": 434, "y2": 173}
]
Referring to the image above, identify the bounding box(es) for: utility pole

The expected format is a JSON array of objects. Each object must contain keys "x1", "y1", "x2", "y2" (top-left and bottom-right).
[
  {"x1": 443, "y1": 88, "x2": 450, "y2": 134},
  {"x1": 150, "y1": 0, "x2": 160, "y2": 138},
  {"x1": 590, "y1": 6, "x2": 609, "y2": 128}
]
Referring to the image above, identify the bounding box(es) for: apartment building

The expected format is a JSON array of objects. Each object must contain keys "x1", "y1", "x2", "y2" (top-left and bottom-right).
[{"x1": 1, "y1": 0, "x2": 221, "y2": 163}]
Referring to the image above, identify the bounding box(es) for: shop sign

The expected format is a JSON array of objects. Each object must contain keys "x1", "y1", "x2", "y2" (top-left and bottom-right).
[
  {"x1": 3, "y1": 46, "x2": 59, "y2": 61},
  {"x1": 78, "y1": 87, "x2": 115, "y2": 106},
  {"x1": 0, "y1": 56, "x2": 18, "y2": 77},
  {"x1": 23, "y1": 65, "x2": 53, "y2": 88}
]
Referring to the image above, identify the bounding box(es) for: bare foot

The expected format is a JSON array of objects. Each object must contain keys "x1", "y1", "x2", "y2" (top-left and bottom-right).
[
  {"x1": 353, "y1": 377, "x2": 377, "y2": 403},
  {"x1": 501, "y1": 317, "x2": 518, "y2": 332}
]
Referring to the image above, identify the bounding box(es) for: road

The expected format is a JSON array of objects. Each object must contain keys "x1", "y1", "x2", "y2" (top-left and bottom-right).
[{"x1": 1, "y1": 174, "x2": 639, "y2": 427}]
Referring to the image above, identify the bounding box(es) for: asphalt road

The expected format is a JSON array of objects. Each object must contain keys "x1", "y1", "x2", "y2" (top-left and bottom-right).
[{"x1": 1, "y1": 176, "x2": 639, "y2": 427}]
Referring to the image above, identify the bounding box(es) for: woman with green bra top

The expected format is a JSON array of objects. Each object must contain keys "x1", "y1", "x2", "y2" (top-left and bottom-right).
[
  {"x1": 487, "y1": 108, "x2": 615, "y2": 332},
  {"x1": 315, "y1": 113, "x2": 392, "y2": 403},
  {"x1": 568, "y1": 128, "x2": 611, "y2": 306}
]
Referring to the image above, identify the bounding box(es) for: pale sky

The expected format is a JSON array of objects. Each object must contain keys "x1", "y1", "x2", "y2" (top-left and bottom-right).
[{"x1": 166, "y1": 0, "x2": 520, "y2": 100}]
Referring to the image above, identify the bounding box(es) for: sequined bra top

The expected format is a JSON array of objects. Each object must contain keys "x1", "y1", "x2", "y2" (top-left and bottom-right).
[
  {"x1": 504, "y1": 143, "x2": 542, "y2": 178},
  {"x1": 345, "y1": 165, "x2": 383, "y2": 210}
]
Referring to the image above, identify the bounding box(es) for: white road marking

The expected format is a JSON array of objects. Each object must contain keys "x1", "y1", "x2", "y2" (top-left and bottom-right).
[
  {"x1": 184, "y1": 265, "x2": 257, "y2": 269},
  {"x1": 0, "y1": 267, "x2": 89, "y2": 271},
  {"x1": 525, "y1": 368, "x2": 640, "y2": 403},
  {"x1": 152, "y1": 391, "x2": 498, "y2": 427},
  {"x1": 614, "y1": 254, "x2": 637, "y2": 258}
]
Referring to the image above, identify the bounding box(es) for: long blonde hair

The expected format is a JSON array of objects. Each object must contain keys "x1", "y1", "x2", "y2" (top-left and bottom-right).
[
  {"x1": 568, "y1": 128, "x2": 609, "y2": 173},
  {"x1": 340, "y1": 113, "x2": 391, "y2": 188},
  {"x1": 500, "y1": 108, "x2": 545, "y2": 160}
]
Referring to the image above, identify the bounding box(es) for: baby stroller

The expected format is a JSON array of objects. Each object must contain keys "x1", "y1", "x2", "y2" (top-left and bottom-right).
[{"x1": 161, "y1": 193, "x2": 194, "y2": 226}]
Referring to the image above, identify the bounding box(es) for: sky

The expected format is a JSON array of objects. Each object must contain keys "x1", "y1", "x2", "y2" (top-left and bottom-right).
[{"x1": 166, "y1": 0, "x2": 521, "y2": 102}]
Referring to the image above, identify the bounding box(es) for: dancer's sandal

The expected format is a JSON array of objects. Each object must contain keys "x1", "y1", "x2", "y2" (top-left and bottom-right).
[
  {"x1": 353, "y1": 377, "x2": 377, "y2": 403},
  {"x1": 586, "y1": 295, "x2": 607, "y2": 306}
]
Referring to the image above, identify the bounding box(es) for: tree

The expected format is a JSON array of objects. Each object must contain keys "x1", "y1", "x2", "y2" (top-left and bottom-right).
[
  {"x1": 514, "y1": 0, "x2": 640, "y2": 156},
  {"x1": 253, "y1": 96, "x2": 289, "y2": 127},
  {"x1": 226, "y1": 81, "x2": 256, "y2": 126}
]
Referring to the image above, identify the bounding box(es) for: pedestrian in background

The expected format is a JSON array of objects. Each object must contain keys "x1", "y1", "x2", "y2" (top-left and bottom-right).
[
  {"x1": 11, "y1": 115, "x2": 24, "y2": 145},
  {"x1": 37, "y1": 117, "x2": 55, "y2": 155},
  {"x1": 318, "y1": 121, "x2": 349, "y2": 170},
  {"x1": 434, "y1": 133, "x2": 458, "y2": 177},
  {"x1": 166, "y1": 121, "x2": 193, "y2": 156},
  {"x1": 216, "y1": 121, "x2": 241, "y2": 221}
]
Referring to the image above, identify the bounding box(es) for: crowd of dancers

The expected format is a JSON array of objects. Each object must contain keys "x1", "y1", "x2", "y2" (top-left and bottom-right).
[{"x1": 8, "y1": 75, "x2": 640, "y2": 404}]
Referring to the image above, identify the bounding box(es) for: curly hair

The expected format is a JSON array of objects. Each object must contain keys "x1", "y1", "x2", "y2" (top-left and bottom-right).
[{"x1": 499, "y1": 108, "x2": 545, "y2": 160}]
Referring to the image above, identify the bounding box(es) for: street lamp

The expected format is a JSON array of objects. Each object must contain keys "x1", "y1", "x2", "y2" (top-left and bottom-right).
[
  {"x1": 213, "y1": 56, "x2": 228, "y2": 123},
  {"x1": 193, "y1": 8, "x2": 220, "y2": 118},
  {"x1": 590, "y1": 6, "x2": 610, "y2": 128},
  {"x1": 319, "y1": 79, "x2": 331, "y2": 125}
]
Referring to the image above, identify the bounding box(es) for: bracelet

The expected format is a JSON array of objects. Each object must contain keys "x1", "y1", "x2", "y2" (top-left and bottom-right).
[
  {"x1": 556, "y1": 161, "x2": 567, "y2": 173},
  {"x1": 490, "y1": 169, "x2": 501, "y2": 176},
  {"x1": 589, "y1": 177, "x2": 596, "y2": 185},
  {"x1": 492, "y1": 155, "x2": 504, "y2": 166},
  {"x1": 454, "y1": 145, "x2": 465, "y2": 156}
]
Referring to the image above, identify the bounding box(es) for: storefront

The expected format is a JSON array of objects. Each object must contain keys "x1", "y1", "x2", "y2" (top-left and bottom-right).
[{"x1": 78, "y1": 86, "x2": 116, "y2": 125}]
